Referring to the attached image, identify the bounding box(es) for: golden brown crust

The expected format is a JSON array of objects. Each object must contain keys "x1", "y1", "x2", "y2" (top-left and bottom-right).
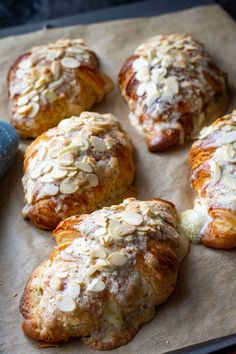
[
  {"x1": 119, "y1": 33, "x2": 228, "y2": 152},
  {"x1": 181, "y1": 112, "x2": 236, "y2": 249},
  {"x1": 8, "y1": 39, "x2": 113, "y2": 138},
  {"x1": 22, "y1": 112, "x2": 135, "y2": 230},
  {"x1": 20, "y1": 198, "x2": 184, "y2": 350}
]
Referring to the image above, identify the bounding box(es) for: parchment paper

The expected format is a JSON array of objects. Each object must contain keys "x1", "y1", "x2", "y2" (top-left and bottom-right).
[{"x1": 1, "y1": 5, "x2": 236, "y2": 354}]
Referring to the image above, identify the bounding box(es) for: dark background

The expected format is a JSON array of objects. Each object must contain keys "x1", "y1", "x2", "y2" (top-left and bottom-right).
[{"x1": 0, "y1": 0, "x2": 235, "y2": 29}]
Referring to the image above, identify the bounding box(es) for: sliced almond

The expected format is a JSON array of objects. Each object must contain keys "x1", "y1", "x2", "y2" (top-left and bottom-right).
[
  {"x1": 41, "y1": 183, "x2": 59, "y2": 196},
  {"x1": 108, "y1": 220, "x2": 135, "y2": 239},
  {"x1": 61, "y1": 57, "x2": 80, "y2": 69},
  {"x1": 87, "y1": 173, "x2": 99, "y2": 187},
  {"x1": 77, "y1": 162, "x2": 93, "y2": 173},
  {"x1": 210, "y1": 161, "x2": 221, "y2": 184},
  {"x1": 87, "y1": 278, "x2": 105, "y2": 292},
  {"x1": 17, "y1": 96, "x2": 29, "y2": 106},
  {"x1": 226, "y1": 144, "x2": 235, "y2": 159},
  {"x1": 51, "y1": 167, "x2": 68, "y2": 179},
  {"x1": 68, "y1": 170, "x2": 77, "y2": 177},
  {"x1": 136, "y1": 66, "x2": 150, "y2": 83},
  {"x1": 35, "y1": 77, "x2": 47, "y2": 89},
  {"x1": 49, "y1": 77, "x2": 64, "y2": 90},
  {"x1": 47, "y1": 51, "x2": 59, "y2": 61},
  {"x1": 51, "y1": 61, "x2": 60, "y2": 77},
  {"x1": 15, "y1": 69, "x2": 25, "y2": 79},
  {"x1": 222, "y1": 175, "x2": 236, "y2": 189},
  {"x1": 91, "y1": 136, "x2": 106, "y2": 152},
  {"x1": 41, "y1": 173, "x2": 54, "y2": 183},
  {"x1": 133, "y1": 57, "x2": 149, "y2": 71},
  {"x1": 32, "y1": 95, "x2": 39, "y2": 102},
  {"x1": 60, "y1": 178, "x2": 78, "y2": 194},
  {"x1": 56, "y1": 271, "x2": 68, "y2": 278},
  {"x1": 66, "y1": 282, "x2": 80, "y2": 299},
  {"x1": 90, "y1": 248, "x2": 107, "y2": 259},
  {"x1": 21, "y1": 84, "x2": 34, "y2": 96},
  {"x1": 28, "y1": 102, "x2": 39, "y2": 118},
  {"x1": 57, "y1": 296, "x2": 76, "y2": 312},
  {"x1": 58, "y1": 153, "x2": 74, "y2": 166},
  {"x1": 44, "y1": 89, "x2": 58, "y2": 103},
  {"x1": 49, "y1": 277, "x2": 61, "y2": 290},
  {"x1": 42, "y1": 164, "x2": 53, "y2": 174},
  {"x1": 121, "y1": 211, "x2": 144, "y2": 226},
  {"x1": 31, "y1": 167, "x2": 42, "y2": 179},
  {"x1": 17, "y1": 104, "x2": 31, "y2": 115},
  {"x1": 107, "y1": 252, "x2": 128, "y2": 266},
  {"x1": 37, "y1": 145, "x2": 47, "y2": 160},
  {"x1": 48, "y1": 137, "x2": 64, "y2": 156},
  {"x1": 19, "y1": 59, "x2": 33, "y2": 69}
]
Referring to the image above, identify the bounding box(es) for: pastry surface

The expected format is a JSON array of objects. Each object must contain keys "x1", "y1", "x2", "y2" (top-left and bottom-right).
[
  {"x1": 8, "y1": 38, "x2": 113, "y2": 138},
  {"x1": 119, "y1": 33, "x2": 228, "y2": 152},
  {"x1": 180, "y1": 111, "x2": 236, "y2": 248},
  {"x1": 22, "y1": 112, "x2": 135, "y2": 230},
  {"x1": 20, "y1": 197, "x2": 188, "y2": 350}
]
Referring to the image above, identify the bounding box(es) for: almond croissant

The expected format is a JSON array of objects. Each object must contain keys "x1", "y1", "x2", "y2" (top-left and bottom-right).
[
  {"x1": 20, "y1": 198, "x2": 189, "y2": 350},
  {"x1": 119, "y1": 34, "x2": 228, "y2": 152},
  {"x1": 180, "y1": 111, "x2": 236, "y2": 249},
  {"x1": 8, "y1": 38, "x2": 113, "y2": 138}
]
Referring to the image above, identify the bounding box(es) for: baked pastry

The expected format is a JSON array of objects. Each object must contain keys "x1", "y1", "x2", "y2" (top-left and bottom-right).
[
  {"x1": 20, "y1": 197, "x2": 189, "y2": 350},
  {"x1": 8, "y1": 38, "x2": 113, "y2": 138},
  {"x1": 119, "y1": 33, "x2": 228, "y2": 152},
  {"x1": 22, "y1": 112, "x2": 135, "y2": 230},
  {"x1": 180, "y1": 111, "x2": 236, "y2": 249}
]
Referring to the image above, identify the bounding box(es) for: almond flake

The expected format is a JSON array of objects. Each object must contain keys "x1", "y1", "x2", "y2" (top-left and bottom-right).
[
  {"x1": 41, "y1": 183, "x2": 59, "y2": 196},
  {"x1": 91, "y1": 136, "x2": 106, "y2": 152},
  {"x1": 37, "y1": 145, "x2": 47, "y2": 160},
  {"x1": 19, "y1": 59, "x2": 33, "y2": 69},
  {"x1": 136, "y1": 66, "x2": 150, "y2": 82},
  {"x1": 21, "y1": 85, "x2": 34, "y2": 95},
  {"x1": 49, "y1": 277, "x2": 61, "y2": 290},
  {"x1": 60, "y1": 178, "x2": 78, "y2": 194},
  {"x1": 17, "y1": 96, "x2": 29, "y2": 106},
  {"x1": 61, "y1": 57, "x2": 79, "y2": 69},
  {"x1": 66, "y1": 282, "x2": 80, "y2": 299},
  {"x1": 35, "y1": 77, "x2": 47, "y2": 89},
  {"x1": 90, "y1": 248, "x2": 107, "y2": 259},
  {"x1": 48, "y1": 137, "x2": 64, "y2": 154},
  {"x1": 28, "y1": 102, "x2": 39, "y2": 118},
  {"x1": 121, "y1": 211, "x2": 143, "y2": 226},
  {"x1": 56, "y1": 271, "x2": 68, "y2": 278},
  {"x1": 47, "y1": 51, "x2": 59, "y2": 61},
  {"x1": 17, "y1": 104, "x2": 31, "y2": 115},
  {"x1": 222, "y1": 175, "x2": 236, "y2": 189},
  {"x1": 42, "y1": 164, "x2": 53, "y2": 174},
  {"x1": 31, "y1": 167, "x2": 42, "y2": 179},
  {"x1": 210, "y1": 161, "x2": 221, "y2": 184},
  {"x1": 107, "y1": 252, "x2": 128, "y2": 266},
  {"x1": 137, "y1": 83, "x2": 146, "y2": 96},
  {"x1": 15, "y1": 69, "x2": 25, "y2": 79},
  {"x1": 133, "y1": 57, "x2": 149, "y2": 71},
  {"x1": 57, "y1": 296, "x2": 76, "y2": 312},
  {"x1": 108, "y1": 220, "x2": 135, "y2": 239},
  {"x1": 51, "y1": 167, "x2": 68, "y2": 179},
  {"x1": 87, "y1": 173, "x2": 99, "y2": 187},
  {"x1": 87, "y1": 278, "x2": 105, "y2": 292},
  {"x1": 58, "y1": 153, "x2": 74, "y2": 167},
  {"x1": 77, "y1": 162, "x2": 93, "y2": 173},
  {"x1": 49, "y1": 77, "x2": 64, "y2": 90},
  {"x1": 51, "y1": 61, "x2": 60, "y2": 77},
  {"x1": 226, "y1": 144, "x2": 235, "y2": 159},
  {"x1": 41, "y1": 173, "x2": 54, "y2": 183}
]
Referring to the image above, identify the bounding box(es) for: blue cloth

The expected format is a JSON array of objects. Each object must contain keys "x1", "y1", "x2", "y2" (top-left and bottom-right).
[{"x1": 0, "y1": 121, "x2": 19, "y2": 178}]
